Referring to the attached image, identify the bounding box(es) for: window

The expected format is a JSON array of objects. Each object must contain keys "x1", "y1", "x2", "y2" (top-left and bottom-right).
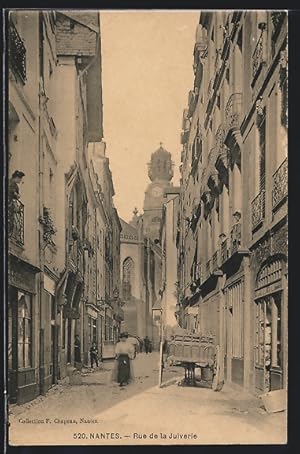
[
  {"x1": 17, "y1": 292, "x2": 32, "y2": 368},
  {"x1": 88, "y1": 316, "x2": 97, "y2": 345},
  {"x1": 258, "y1": 109, "x2": 266, "y2": 193},
  {"x1": 122, "y1": 257, "x2": 134, "y2": 300},
  {"x1": 226, "y1": 67, "x2": 230, "y2": 83},
  {"x1": 237, "y1": 27, "x2": 243, "y2": 51},
  {"x1": 105, "y1": 316, "x2": 113, "y2": 341}
]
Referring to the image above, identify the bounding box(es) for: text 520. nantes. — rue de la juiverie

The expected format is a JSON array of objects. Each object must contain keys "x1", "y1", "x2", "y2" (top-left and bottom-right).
[{"x1": 72, "y1": 432, "x2": 199, "y2": 441}]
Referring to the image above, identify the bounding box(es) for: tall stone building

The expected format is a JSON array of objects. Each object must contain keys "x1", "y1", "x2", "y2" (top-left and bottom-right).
[
  {"x1": 143, "y1": 145, "x2": 174, "y2": 242},
  {"x1": 119, "y1": 212, "x2": 146, "y2": 339},
  {"x1": 177, "y1": 11, "x2": 287, "y2": 395},
  {"x1": 7, "y1": 10, "x2": 122, "y2": 403},
  {"x1": 8, "y1": 10, "x2": 47, "y2": 404},
  {"x1": 159, "y1": 188, "x2": 180, "y2": 338}
]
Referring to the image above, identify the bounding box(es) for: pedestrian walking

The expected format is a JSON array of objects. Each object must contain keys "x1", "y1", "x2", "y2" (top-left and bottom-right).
[
  {"x1": 144, "y1": 336, "x2": 151, "y2": 354},
  {"x1": 74, "y1": 334, "x2": 81, "y2": 364},
  {"x1": 90, "y1": 341, "x2": 99, "y2": 368},
  {"x1": 139, "y1": 338, "x2": 144, "y2": 353},
  {"x1": 127, "y1": 334, "x2": 140, "y2": 357},
  {"x1": 111, "y1": 332, "x2": 135, "y2": 387}
]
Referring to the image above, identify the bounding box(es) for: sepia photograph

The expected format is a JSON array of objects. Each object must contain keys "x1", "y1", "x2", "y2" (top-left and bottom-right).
[{"x1": 5, "y1": 9, "x2": 288, "y2": 446}]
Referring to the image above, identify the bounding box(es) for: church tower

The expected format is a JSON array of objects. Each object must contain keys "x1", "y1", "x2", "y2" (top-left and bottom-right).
[{"x1": 143, "y1": 144, "x2": 174, "y2": 241}]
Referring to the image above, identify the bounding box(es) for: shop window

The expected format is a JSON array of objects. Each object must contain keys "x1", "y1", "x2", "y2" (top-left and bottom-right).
[
  {"x1": 228, "y1": 281, "x2": 244, "y2": 358},
  {"x1": 255, "y1": 294, "x2": 282, "y2": 369},
  {"x1": 273, "y1": 294, "x2": 282, "y2": 368},
  {"x1": 17, "y1": 292, "x2": 32, "y2": 368}
]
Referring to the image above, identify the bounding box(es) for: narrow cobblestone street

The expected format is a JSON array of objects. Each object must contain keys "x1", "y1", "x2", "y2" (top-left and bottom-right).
[{"x1": 9, "y1": 352, "x2": 286, "y2": 445}]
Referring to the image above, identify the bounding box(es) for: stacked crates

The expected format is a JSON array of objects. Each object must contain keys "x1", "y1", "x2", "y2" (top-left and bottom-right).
[{"x1": 168, "y1": 333, "x2": 215, "y2": 364}]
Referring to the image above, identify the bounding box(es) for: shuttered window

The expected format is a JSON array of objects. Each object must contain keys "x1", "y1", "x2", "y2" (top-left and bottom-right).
[{"x1": 258, "y1": 109, "x2": 266, "y2": 192}]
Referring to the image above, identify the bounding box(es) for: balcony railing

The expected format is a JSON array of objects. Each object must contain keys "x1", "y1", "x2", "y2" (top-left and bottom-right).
[
  {"x1": 180, "y1": 130, "x2": 189, "y2": 145},
  {"x1": 251, "y1": 189, "x2": 265, "y2": 230},
  {"x1": 271, "y1": 12, "x2": 286, "y2": 41},
  {"x1": 195, "y1": 263, "x2": 203, "y2": 282},
  {"x1": 230, "y1": 222, "x2": 242, "y2": 254},
  {"x1": 212, "y1": 251, "x2": 219, "y2": 272},
  {"x1": 225, "y1": 93, "x2": 242, "y2": 135},
  {"x1": 8, "y1": 200, "x2": 24, "y2": 245},
  {"x1": 221, "y1": 239, "x2": 229, "y2": 264},
  {"x1": 194, "y1": 37, "x2": 208, "y2": 59},
  {"x1": 272, "y1": 158, "x2": 288, "y2": 210},
  {"x1": 9, "y1": 21, "x2": 26, "y2": 83},
  {"x1": 205, "y1": 260, "x2": 211, "y2": 280},
  {"x1": 252, "y1": 31, "x2": 266, "y2": 81}
]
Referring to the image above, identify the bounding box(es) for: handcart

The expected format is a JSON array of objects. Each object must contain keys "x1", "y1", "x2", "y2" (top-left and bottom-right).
[{"x1": 159, "y1": 332, "x2": 224, "y2": 391}]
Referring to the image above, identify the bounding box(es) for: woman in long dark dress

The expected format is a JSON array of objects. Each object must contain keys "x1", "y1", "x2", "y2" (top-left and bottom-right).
[{"x1": 113, "y1": 333, "x2": 135, "y2": 387}]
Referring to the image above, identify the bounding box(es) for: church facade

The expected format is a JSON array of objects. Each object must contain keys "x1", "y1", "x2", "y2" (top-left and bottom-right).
[{"x1": 143, "y1": 145, "x2": 174, "y2": 242}]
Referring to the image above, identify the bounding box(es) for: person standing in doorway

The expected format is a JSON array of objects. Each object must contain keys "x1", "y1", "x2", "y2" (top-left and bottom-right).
[
  {"x1": 144, "y1": 336, "x2": 151, "y2": 354},
  {"x1": 90, "y1": 341, "x2": 99, "y2": 369}
]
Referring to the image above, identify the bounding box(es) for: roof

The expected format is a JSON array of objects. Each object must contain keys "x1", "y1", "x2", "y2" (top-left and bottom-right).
[
  {"x1": 60, "y1": 11, "x2": 99, "y2": 32},
  {"x1": 56, "y1": 12, "x2": 99, "y2": 57},
  {"x1": 120, "y1": 218, "x2": 139, "y2": 242}
]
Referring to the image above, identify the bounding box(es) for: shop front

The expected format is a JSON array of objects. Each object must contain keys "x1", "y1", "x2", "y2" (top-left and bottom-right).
[
  {"x1": 57, "y1": 268, "x2": 84, "y2": 376},
  {"x1": 254, "y1": 256, "x2": 287, "y2": 393},
  {"x1": 8, "y1": 255, "x2": 40, "y2": 404}
]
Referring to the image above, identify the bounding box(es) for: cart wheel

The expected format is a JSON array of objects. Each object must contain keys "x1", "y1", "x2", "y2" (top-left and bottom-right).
[{"x1": 212, "y1": 345, "x2": 224, "y2": 392}]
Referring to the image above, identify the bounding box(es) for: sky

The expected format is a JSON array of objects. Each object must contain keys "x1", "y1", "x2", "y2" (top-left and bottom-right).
[{"x1": 100, "y1": 11, "x2": 200, "y2": 222}]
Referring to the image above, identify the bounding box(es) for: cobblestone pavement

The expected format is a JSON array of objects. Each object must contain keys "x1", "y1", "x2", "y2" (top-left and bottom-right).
[{"x1": 8, "y1": 352, "x2": 287, "y2": 446}]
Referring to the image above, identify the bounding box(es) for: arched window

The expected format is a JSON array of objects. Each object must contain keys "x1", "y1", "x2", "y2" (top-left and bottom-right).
[{"x1": 122, "y1": 257, "x2": 134, "y2": 300}]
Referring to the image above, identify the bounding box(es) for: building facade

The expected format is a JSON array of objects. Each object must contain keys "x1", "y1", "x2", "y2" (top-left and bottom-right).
[
  {"x1": 119, "y1": 213, "x2": 147, "y2": 339},
  {"x1": 8, "y1": 10, "x2": 44, "y2": 404},
  {"x1": 88, "y1": 141, "x2": 123, "y2": 359},
  {"x1": 159, "y1": 188, "x2": 180, "y2": 338},
  {"x1": 7, "y1": 10, "x2": 122, "y2": 403},
  {"x1": 177, "y1": 11, "x2": 287, "y2": 395}
]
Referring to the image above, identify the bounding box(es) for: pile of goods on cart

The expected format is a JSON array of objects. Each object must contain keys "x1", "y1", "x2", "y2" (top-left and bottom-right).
[
  {"x1": 167, "y1": 332, "x2": 216, "y2": 367},
  {"x1": 160, "y1": 331, "x2": 223, "y2": 391}
]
